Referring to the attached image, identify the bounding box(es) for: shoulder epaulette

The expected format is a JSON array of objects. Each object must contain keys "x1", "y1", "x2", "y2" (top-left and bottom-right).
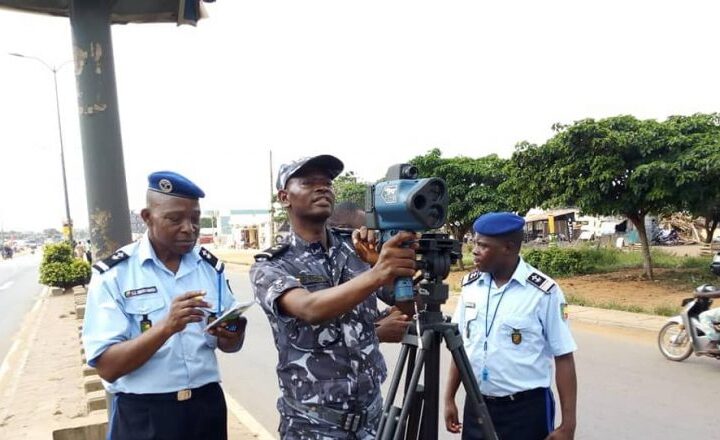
[
  {"x1": 527, "y1": 272, "x2": 555, "y2": 294},
  {"x1": 92, "y1": 250, "x2": 130, "y2": 274},
  {"x1": 254, "y1": 243, "x2": 290, "y2": 262},
  {"x1": 462, "y1": 271, "x2": 481, "y2": 286},
  {"x1": 199, "y1": 247, "x2": 225, "y2": 273}
]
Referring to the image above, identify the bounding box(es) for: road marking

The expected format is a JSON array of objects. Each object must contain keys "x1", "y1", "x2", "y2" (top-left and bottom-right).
[
  {"x1": 224, "y1": 391, "x2": 275, "y2": 440},
  {"x1": 0, "y1": 287, "x2": 48, "y2": 397},
  {"x1": 0, "y1": 281, "x2": 14, "y2": 291}
]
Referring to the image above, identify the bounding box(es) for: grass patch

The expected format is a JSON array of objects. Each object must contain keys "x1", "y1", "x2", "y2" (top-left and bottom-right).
[{"x1": 653, "y1": 305, "x2": 681, "y2": 317}]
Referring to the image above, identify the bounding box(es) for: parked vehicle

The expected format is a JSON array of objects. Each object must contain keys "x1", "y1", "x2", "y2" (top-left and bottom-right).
[
  {"x1": 1, "y1": 246, "x2": 13, "y2": 259},
  {"x1": 651, "y1": 228, "x2": 679, "y2": 246},
  {"x1": 658, "y1": 253, "x2": 720, "y2": 361}
]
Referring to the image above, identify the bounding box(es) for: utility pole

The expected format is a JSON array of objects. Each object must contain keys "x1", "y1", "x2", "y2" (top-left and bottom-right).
[
  {"x1": 70, "y1": 0, "x2": 131, "y2": 259},
  {"x1": 8, "y1": 53, "x2": 74, "y2": 244},
  {"x1": 269, "y1": 149, "x2": 275, "y2": 244}
]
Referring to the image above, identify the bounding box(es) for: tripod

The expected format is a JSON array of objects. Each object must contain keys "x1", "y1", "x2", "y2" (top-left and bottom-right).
[{"x1": 375, "y1": 235, "x2": 498, "y2": 440}]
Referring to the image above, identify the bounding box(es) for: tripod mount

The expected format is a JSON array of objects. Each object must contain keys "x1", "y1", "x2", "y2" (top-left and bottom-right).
[{"x1": 375, "y1": 233, "x2": 498, "y2": 440}]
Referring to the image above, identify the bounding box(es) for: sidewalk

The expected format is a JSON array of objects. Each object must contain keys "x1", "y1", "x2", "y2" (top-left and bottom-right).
[{"x1": 0, "y1": 287, "x2": 270, "y2": 440}]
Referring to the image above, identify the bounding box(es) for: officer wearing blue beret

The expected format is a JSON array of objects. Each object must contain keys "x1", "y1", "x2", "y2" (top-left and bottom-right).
[
  {"x1": 444, "y1": 212, "x2": 577, "y2": 440},
  {"x1": 82, "y1": 171, "x2": 247, "y2": 440}
]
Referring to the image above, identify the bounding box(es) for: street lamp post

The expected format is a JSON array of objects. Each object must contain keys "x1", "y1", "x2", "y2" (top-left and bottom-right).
[{"x1": 9, "y1": 53, "x2": 74, "y2": 244}]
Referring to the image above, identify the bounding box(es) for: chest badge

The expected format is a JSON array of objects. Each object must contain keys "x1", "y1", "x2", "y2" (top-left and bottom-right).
[{"x1": 511, "y1": 328, "x2": 522, "y2": 345}]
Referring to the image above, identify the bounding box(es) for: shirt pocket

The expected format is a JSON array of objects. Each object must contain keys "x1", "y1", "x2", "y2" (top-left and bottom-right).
[
  {"x1": 124, "y1": 295, "x2": 166, "y2": 335},
  {"x1": 463, "y1": 306, "x2": 480, "y2": 344},
  {"x1": 499, "y1": 316, "x2": 541, "y2": 349}
]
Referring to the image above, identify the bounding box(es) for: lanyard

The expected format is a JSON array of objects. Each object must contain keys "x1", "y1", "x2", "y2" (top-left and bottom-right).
[{"x1": 483, "y1": 276, "x2": 507, "y2": 352}]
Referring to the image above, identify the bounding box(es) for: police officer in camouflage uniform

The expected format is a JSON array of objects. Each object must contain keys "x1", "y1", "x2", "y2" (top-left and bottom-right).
[{"x1": 251, "y1": 155, "x2": 417, "y2": 439}]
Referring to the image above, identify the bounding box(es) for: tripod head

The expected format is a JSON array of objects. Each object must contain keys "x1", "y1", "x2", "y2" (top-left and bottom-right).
[{"x1": 413, "y1": 233, "x2": 462, "y2": 312}]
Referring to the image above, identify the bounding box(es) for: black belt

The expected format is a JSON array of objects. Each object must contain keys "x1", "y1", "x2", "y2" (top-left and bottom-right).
[
  {"x1": 482, "y1": 387, "x2": 546, "y2": 404},
  {"x1": 116, "y1": 382, "x2": 219, "y2": 402},
  {"x1": 283, "y1": 395, "x2": 382, "y2": 433}
]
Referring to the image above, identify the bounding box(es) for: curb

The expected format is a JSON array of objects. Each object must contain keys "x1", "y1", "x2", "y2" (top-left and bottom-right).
[
  {"x1": 0, "y1": 285, "x2": 49, "y2": 392},
  {"x1": 568, "y1": 305, "x2": 667, "y2": 332}
]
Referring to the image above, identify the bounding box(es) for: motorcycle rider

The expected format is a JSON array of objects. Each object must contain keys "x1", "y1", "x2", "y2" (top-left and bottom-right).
[{"x1": 699, "y1": 307, "x2": 720, "y2": 348}]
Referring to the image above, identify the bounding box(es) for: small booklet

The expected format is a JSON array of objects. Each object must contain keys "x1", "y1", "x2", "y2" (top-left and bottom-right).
[{"x1": 203, "y1": 300, "x2": 255, "y2": 332}]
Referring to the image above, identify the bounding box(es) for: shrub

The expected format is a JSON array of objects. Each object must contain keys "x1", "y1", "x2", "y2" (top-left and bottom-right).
[
  {"x1": 521, "y1": 246, "x2": 594, "y2": 277},
  {"x1": 39, "y1": 242, "x2": 91, "y2": 288}
]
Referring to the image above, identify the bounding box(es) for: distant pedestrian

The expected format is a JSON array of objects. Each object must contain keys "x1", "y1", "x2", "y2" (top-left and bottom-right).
[
  {"x1": 74, "y1": 241, "x2": 86, "y2": 260},
  {"x1": 85, "y1": 239, "x2": 92, "y2": 263}
]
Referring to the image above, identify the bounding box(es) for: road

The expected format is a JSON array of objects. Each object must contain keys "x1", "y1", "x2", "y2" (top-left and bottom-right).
[
  {"x1": 0, "y1": 253, "x2": 43, "y2": 363},
  {"x1": 220, "y1": 266, "x2": 720, "y2": 439}
]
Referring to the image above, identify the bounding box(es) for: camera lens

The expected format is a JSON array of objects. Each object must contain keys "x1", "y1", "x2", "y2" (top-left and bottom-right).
[
  {"x1": 402, "y1": 165, "x2": 419, "y2": 179},
  {"x1": 413, "y1": 195, "x2": 427, "y2": 210},
  {"x1": 428, "y1": 181, "x2": 444, "y2": 201}
]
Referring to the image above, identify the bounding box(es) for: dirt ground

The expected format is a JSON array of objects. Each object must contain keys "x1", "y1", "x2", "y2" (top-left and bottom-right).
[{"x1": 446, "y1": 267, "x2": 715, "y2": 315}]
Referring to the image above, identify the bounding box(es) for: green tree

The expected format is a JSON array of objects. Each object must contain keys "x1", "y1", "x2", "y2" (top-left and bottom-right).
[
  {"x1": 411, "y1": 149, "x2": 512, "y2": 269},
  {"x1": 504, "y1": 115, "x2": 700, "y2": 279},
  {"x1": 333, "y1": 171, "x2": 367, "y2": 206},
  {"x1": 271, "y1": 194, "x2": 288, "y2": 224},
  {"x1": 665, "y1": 114, "x2": 720, "y2": 242}
]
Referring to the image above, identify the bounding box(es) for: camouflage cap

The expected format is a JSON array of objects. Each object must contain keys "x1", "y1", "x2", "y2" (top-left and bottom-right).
[{"x1": 276, "y1": 155, "x2": 344, "y2": 190}]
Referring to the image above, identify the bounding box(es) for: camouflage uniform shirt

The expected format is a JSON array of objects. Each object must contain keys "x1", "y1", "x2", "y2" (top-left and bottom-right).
[{"x1": 251, "y1": 229, "x2": 391, "y2": 439}]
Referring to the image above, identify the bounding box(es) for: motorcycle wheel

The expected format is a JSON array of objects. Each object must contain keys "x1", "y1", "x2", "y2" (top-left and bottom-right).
[{"x1": 658, "y1": 322, "x2": 693, "y2": 361}]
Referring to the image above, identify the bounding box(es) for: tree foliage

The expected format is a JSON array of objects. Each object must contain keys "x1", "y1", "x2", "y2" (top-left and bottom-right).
[
  {"x1": 503, "y1": 114, "x2": 720, "y2": 278},
  {"x1": 410, "y1": 149, "x2": 513, "y2": 269},
  {"x1": 665, "y1": 114, "x2": 720, "y2": 242},
  {"x1": 333, "y1": 171, "x2": 367, "y2": 207}
]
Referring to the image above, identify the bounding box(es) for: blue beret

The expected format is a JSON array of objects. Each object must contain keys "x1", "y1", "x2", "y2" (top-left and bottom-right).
[
  {"x1": 148, "y1": 171, "x2": 205, "y2": 199},
  {"x1": 473, "y1": 212, "x2": 525, "y2": 236},
  {"x1": 276, "y1": 155, "x2": 344, "y2": 190}
]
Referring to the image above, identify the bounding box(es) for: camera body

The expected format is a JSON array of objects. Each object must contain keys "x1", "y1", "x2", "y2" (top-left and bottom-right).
[{"x1": 365, "y1": 164, "x2": 450, "y2": 300}]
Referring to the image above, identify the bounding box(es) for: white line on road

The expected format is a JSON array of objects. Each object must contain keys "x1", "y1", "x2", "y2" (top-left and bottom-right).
[
  {"x1": 0, "y1": 281, "x2": 14, "y2": 291},
  {"x1": 224, "y1": 391, "x2": 276, "y2": 440}
]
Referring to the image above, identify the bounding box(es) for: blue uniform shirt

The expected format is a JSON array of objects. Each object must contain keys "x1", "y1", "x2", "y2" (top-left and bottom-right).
[
  {"x1": 82, "y1": 234, "x2": 238, "y2": 394},
  {"x1": 452, "y1": 258, "x2": 577, "y2": 397}
]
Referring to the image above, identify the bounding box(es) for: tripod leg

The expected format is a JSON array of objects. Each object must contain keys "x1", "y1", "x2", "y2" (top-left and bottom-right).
[
  {"x1": 377, "y1": 341, "x2": 414, "y2": 438},
  {"x1": 391, "y1": 330, "x2": 433, "y2": 440},
  {"x1": 444, "y1": 327, "x2": 498, "y2": 440}
]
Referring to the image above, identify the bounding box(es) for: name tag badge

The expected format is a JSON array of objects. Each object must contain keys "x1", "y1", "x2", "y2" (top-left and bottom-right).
[
  {"x1": 465, "y1": 302, "x2": 476, "y2": 309},
  {"x1": 124, "y1": 286, "x2": 158, "y2": 298}
]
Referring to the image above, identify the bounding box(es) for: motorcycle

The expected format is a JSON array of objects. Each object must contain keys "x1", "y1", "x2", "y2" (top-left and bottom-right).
[
  {"x1": 658, "y1": 252, "x2": 720, "y2": 361},
  {"x1": 652, "y1": 228, "x2": 680, "y2": 246}
]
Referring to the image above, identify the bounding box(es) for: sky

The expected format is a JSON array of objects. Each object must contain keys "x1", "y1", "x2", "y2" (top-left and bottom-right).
[{"x1": 1, "y1": 1, "x2": 719, "y2": 232}]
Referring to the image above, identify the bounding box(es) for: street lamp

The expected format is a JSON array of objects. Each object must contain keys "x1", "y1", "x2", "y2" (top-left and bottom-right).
[{"x1": 9, "y1": 53, "x2": 75, "y2": 244}]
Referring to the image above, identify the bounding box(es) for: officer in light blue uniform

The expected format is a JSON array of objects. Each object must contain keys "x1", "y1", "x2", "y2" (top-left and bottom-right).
[
  {"x1": 444, "y1": 212, "x2": 578, "y2": 440},
  {"x1": 82, "y1": 171, "x2": 247, "y2": 440}
]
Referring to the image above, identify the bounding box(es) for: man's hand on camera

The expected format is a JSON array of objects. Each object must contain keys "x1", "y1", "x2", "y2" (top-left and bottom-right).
[
  {"x1": 375, "y1": 306, "x2": 411, "y2": 343},
  {"x1": 369, "y1": 231, "x2": 418, "y2": 287},
  {"x1": 352, "y1": 227, "x2": 379, "y2": 266}
]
